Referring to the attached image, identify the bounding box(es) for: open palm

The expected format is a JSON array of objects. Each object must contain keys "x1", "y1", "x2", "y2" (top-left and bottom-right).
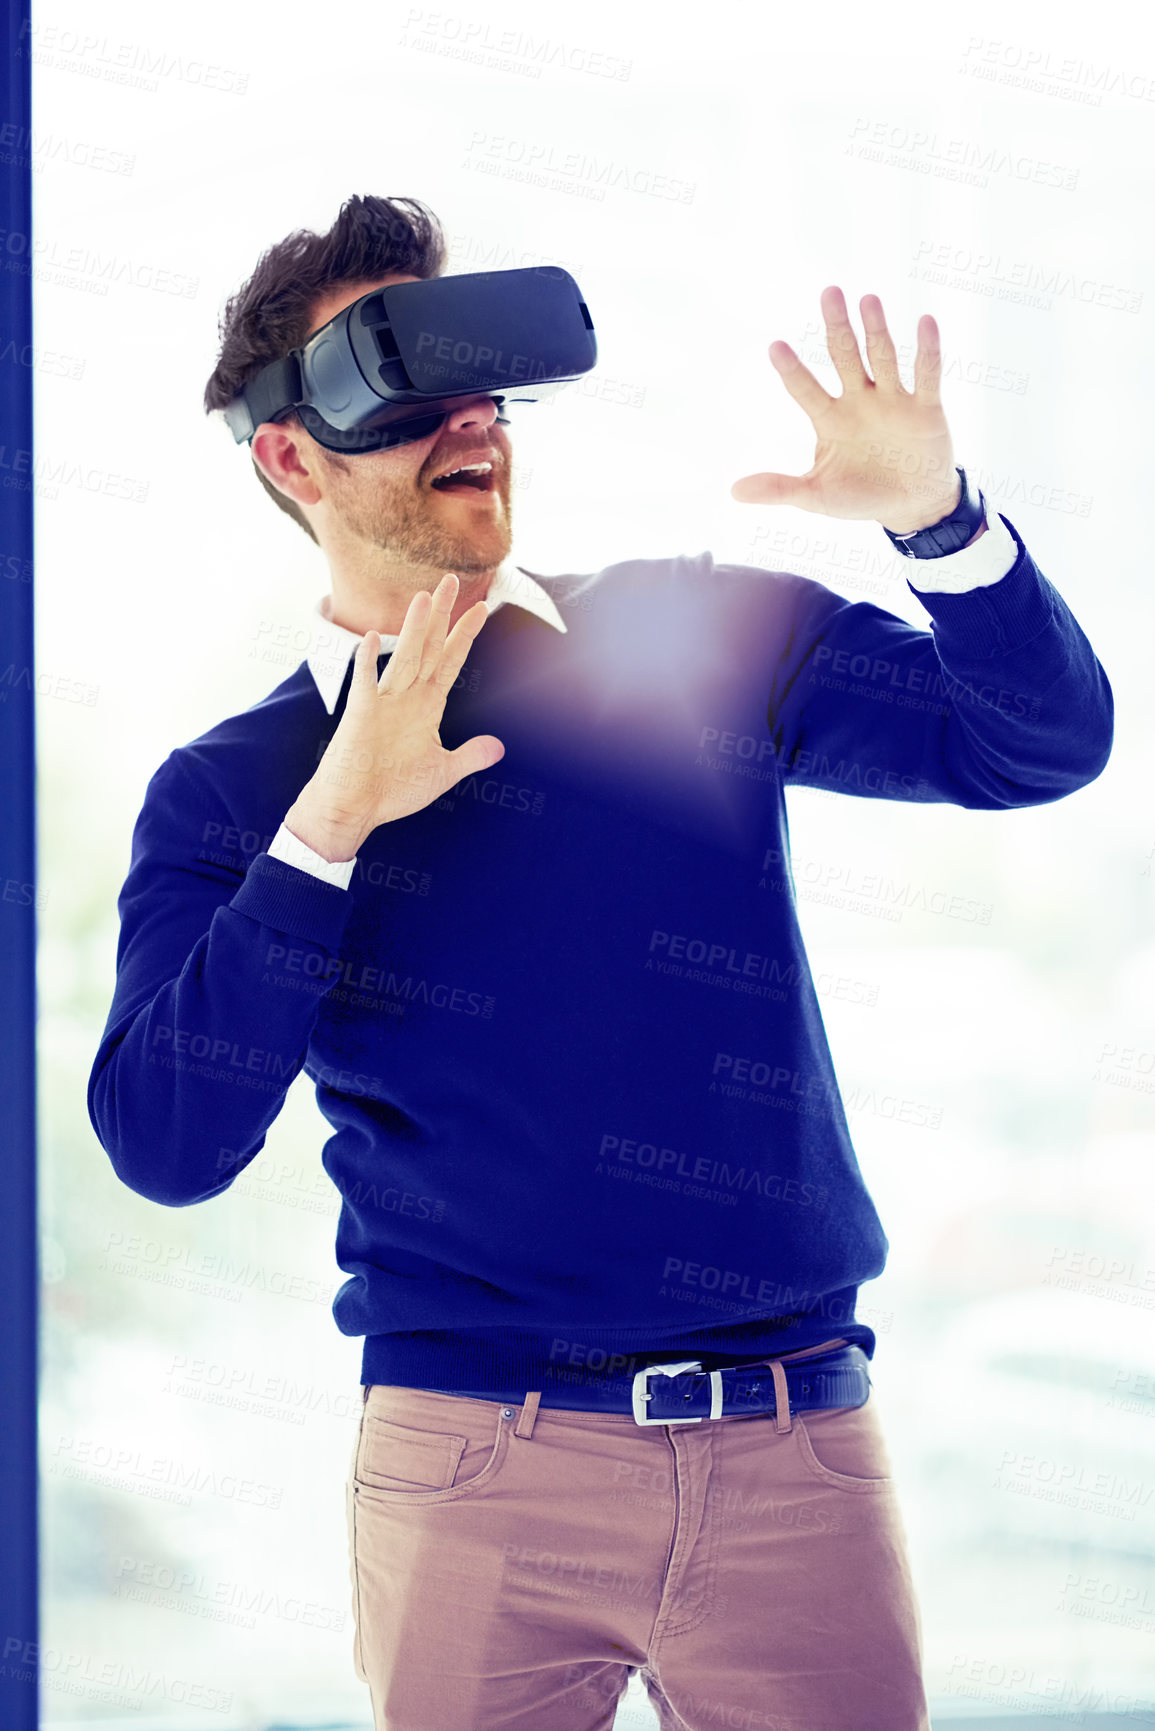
[{"x1": 731, "y1": 286, "x2": 961, "y2": 534}]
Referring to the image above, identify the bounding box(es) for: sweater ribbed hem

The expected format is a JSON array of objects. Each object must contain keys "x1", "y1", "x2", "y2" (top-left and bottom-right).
[
  {"x1": 229, "y1": 850, "x2": 356, "y2": 952},
  {"x1": 906, "y1": 512, "x2": 1055, "y2": 661},
  {"x1": 357, "y1": 1305, "x2": 877, "y2": 1399}
]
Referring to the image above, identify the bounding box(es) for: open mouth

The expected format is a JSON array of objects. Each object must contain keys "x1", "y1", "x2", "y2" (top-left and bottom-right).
[{"x1": 429, "y1": 462, "x2": 495, "y2": 496}]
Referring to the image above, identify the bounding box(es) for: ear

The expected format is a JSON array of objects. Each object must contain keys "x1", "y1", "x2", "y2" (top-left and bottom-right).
[{"x1": 251, "y1": 421, "x2": 323, "y2": 508}]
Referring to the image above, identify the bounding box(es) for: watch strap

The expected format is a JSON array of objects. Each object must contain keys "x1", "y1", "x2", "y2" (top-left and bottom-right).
[{"x1": 883, "y1": 466, "x2": 986, "y2": 558}]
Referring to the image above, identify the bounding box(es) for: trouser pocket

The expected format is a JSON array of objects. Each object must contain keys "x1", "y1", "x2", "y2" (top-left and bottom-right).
[
  {"x1": 353, "y1": 1386, "x2": 514, "y2": 1504},
  {"x1": 792, "y1": 1392, "x2": 895, "y2": 1492}
]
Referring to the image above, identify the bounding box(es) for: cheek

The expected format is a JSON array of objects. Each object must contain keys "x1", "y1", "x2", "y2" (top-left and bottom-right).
[{"x1": 361, "y1": 459, "x2": 422, "y2": 498}]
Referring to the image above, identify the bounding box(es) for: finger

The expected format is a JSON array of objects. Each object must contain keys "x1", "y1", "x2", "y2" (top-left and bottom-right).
[
  {"x1": 417, "y1": 572, "x2": 459, "y2": 682},
  {"x1": 348, "y1": 629, "x2": 381, "y2": 705},
  {"x1": 378, "y1": 584, "x2": 436, "y2": 693},
  {"x1": 860, "y1": 294, "x2": 903, "y2": 392},
  {"x1": 731, "y1": 469, "x2": 818, "y2": 508},
  {"x1": 435, "y1": 597, "x2": 493, "y2": 694},
  {"x1": 767, "y1": 340, "x2": 836, "y2": 424},
  {"x1": 820, "y1": 285, "x2": 869, "y2": 393},
  {"x1": 911, "y1": 312, "x2": 943, "y2": 403}
]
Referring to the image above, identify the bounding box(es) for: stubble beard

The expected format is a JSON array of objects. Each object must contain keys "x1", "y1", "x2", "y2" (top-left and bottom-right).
[{"x1": 323, "y1": 457, "x2": 514, "y2": 577}]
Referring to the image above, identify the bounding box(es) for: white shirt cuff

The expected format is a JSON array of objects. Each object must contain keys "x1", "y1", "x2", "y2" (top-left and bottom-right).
[
  {"x1": 268, "y1": 820, "x2": 357, "y2": 890},
  {"x1": 901, "y1": 502, "x2": 1019, "y2": 594}
]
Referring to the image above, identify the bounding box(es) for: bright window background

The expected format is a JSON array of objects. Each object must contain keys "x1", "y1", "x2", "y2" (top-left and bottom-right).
[{"x1": 33, "y1": 0, "x2": 1154, "y2": 1723}]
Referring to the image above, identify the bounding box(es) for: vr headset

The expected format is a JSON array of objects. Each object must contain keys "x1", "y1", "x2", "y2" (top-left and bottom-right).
[{"x1": 222, "y1": 265, "x2": 597, "y2": 455}]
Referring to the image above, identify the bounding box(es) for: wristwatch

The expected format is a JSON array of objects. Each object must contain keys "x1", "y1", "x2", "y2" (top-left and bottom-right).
[{"x1": 882, "y1": 465, "x2": 986, "y2": 558}]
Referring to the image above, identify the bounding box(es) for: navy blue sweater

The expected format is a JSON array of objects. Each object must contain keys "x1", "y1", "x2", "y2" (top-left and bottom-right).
[{"x1": 88, "y1": 520, "x2": 1112, "y2": 1397}]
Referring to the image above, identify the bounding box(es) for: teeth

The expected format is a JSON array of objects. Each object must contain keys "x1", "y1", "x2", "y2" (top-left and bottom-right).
[{"x1": 435, "y1": 461, "x2": 492, "y2": 481}]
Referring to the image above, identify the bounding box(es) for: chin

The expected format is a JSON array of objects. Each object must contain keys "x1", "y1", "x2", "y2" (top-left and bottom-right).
[{"x1": 450, "y1": 534, "x2": 513, "y2": 571}]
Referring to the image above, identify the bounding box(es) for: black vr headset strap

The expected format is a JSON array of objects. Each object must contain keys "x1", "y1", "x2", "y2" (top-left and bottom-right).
[{"x1": 222, "y1": 352, "x2": 304, "y2": 444}]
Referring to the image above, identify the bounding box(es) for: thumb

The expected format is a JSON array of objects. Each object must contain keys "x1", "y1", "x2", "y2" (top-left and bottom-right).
[
  {"x1": 445, "y1": 734, "x2": 506, "y2": 781},
  {"x1": 730, "y1": 470, "x2": 809, "y2": 507}
]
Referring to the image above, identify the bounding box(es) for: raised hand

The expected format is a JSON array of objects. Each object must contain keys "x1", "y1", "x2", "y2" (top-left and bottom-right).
[
  {"x1": 285, "y1": 573, "x2": 505, "y2": 860},
  {"x1": 730, "y1": 286, "x2": 962, "y2": 534}
]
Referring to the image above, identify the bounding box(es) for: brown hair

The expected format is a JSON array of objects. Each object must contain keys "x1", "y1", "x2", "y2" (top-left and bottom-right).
[{"x1": 203, "y1": 194, "x2": 447, "y2": 544}]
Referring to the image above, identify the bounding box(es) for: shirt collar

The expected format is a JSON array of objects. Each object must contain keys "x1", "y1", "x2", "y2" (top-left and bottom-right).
[{"x1": 304, "y1": 556, "x2": 568, "y2": 715}]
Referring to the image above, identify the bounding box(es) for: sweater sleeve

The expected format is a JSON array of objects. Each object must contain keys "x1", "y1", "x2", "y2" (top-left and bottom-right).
[
  {"x1": 762, "y1": 511, "x2": 1113, "y2": 808},
  {"x1": 88, "y1": 751, "x2": 359, "y2": 1207}
]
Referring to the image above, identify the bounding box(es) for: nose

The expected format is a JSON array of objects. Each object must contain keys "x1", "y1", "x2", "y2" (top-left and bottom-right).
[{"x1": 441, "y1": 394, "x2": 502, "y2": 434}]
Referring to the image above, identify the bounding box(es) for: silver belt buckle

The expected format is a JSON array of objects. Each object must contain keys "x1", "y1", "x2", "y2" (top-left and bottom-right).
[{"x1": 631, "y1": 1359, "x2": 725, "y2": 1426}]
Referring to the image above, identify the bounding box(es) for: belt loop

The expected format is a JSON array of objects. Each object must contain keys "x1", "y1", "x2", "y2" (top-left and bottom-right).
[
  {"x1": 770, "y1": 1359, "x2": 792, "y2": 1434},
  {"x1": 515, "y1": 1391, "x2": 541, "y2": 1439},
  {"x1": 361, "y1": 1384, "x2": 370, "y2": 1408}
]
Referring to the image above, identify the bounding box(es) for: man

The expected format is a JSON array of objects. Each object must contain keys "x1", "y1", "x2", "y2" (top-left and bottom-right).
[{"x1": 89, "y1": 194, "x2": 1112, "y2": 1731}]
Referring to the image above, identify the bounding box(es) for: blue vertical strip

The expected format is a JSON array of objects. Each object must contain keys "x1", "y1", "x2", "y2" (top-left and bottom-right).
[{"x1": 0, "y1": 2, "x2": 38, "y2": 1727}]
